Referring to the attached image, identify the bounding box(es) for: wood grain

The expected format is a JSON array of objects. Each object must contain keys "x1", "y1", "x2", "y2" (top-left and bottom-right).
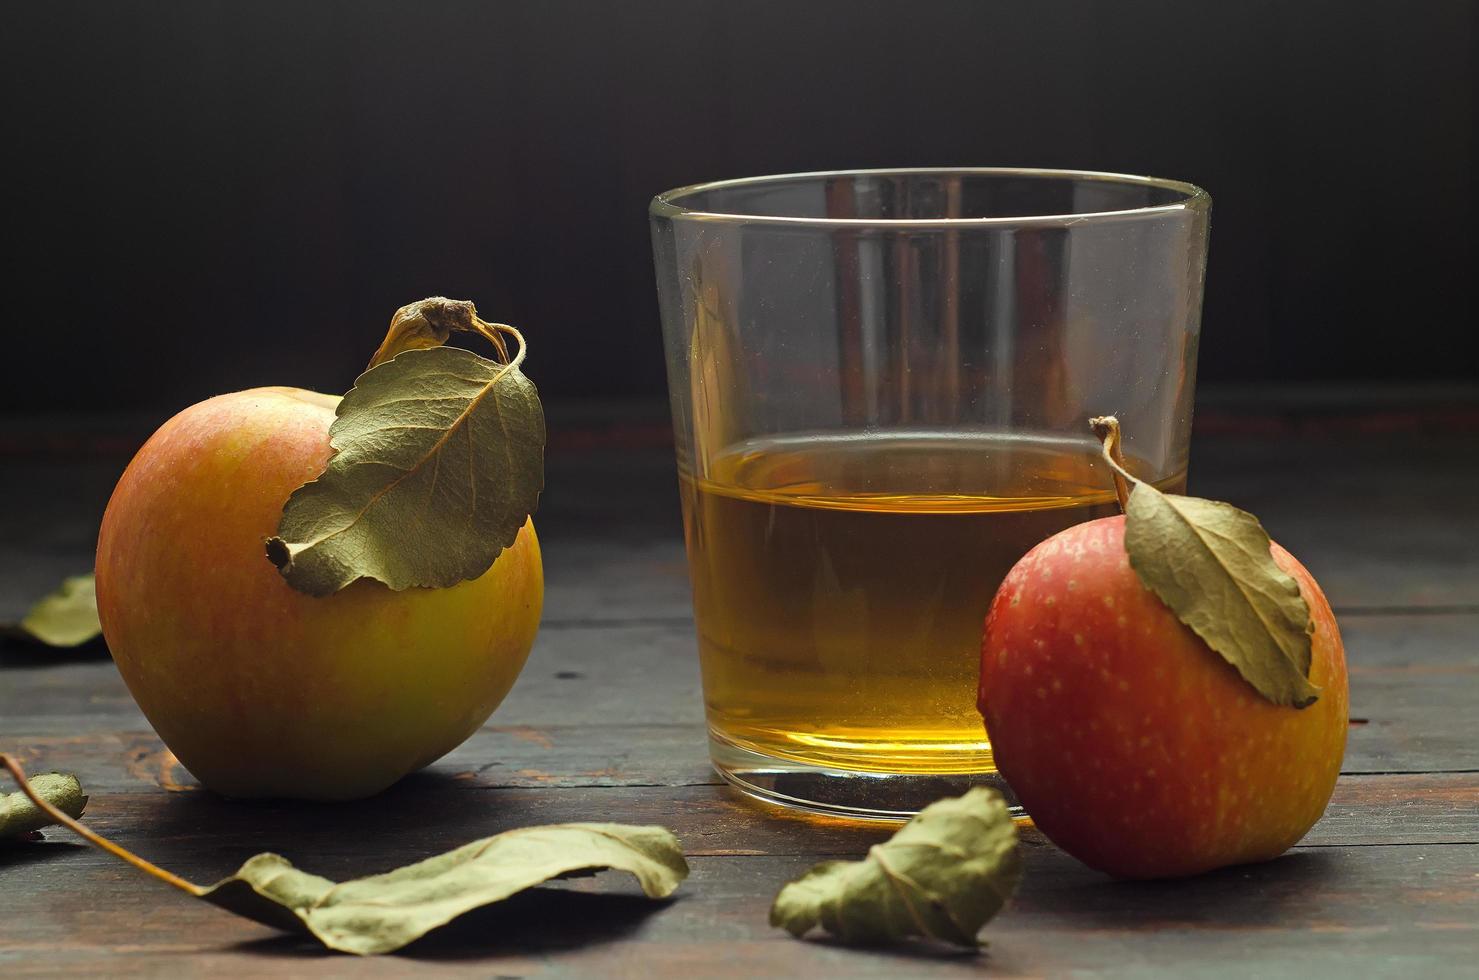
[
  {"x1": 2, "y1": 426, "x2": 1477, "y2": 975},
  {"x1": 4, "y1": 428, "x2": 1478, "y2": 625},
  {"x1": 8, "y1": 613, "x2": 1475, "y2": 775},
  {"x1": 3, "y1": 843, "x2": 1475, "y2": 978}
]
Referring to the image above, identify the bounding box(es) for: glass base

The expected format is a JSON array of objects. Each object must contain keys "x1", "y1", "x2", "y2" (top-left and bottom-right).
[{"x1": 709, "y1": 732, "x2": 1020, "y2": 821}]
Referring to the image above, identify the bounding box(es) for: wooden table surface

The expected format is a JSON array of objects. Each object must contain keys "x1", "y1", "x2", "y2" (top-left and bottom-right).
[{"x1": 2, "y1": 401, "x2": 1477, "y2": 977}]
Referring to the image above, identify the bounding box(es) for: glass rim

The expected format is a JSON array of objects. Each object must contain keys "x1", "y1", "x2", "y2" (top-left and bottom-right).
[{"x1": 650, "y1": 167, "x2": 1210, "y2": 228}]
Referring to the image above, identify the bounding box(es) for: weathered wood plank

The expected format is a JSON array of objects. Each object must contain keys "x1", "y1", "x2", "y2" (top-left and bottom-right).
[
  {"x1": 0, "y1": 726, "x2": 719, "y2": 794},
  {"x1": 3, "y1": 770, "x2": 1474, "y2": 871},
  {"x1": 542, "y1": 539, "x2": 693, "y2": 626},
  {"x1": 3, "y1": 430, "x2": 1478, "y2": 628},
  {"x1": 9, "y1": 710, "x2": 1479, "y2": 838},
  {"x1": 2, "y1": 841, "x2": 1475, "y2": 977},
  {"x1": 1188, "y1": 433, "x2": 1479, "y2": 610},
  {"x1": 8, "y1": 613, "x2": 1476, "y2": 777},
  {"x1": 1341, "y1": 613, "x2": 1479, "y2": 774}
]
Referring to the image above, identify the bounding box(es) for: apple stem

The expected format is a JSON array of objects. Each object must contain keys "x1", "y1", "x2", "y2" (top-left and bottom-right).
[
  {"x1": 0, "y1": 753, "x2": 205, "y2": 898},
  {"x1": 1089, "y1": 416, "x2": 1136, "y2": 512}
]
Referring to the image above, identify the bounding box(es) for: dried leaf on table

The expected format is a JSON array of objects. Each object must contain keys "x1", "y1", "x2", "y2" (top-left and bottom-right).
[
  {"x1": 771, "y1": 787, "x2": 1021, "y2": 947},
  {"x1": 1, "y1": 574, "x2": 103, "y2": 649},
  {"x1": 0, "y1": 756, "x2": 686, "y2": 956},
  {"x1": 0, "y1": 772, "x2": 88, "y2": 841}
]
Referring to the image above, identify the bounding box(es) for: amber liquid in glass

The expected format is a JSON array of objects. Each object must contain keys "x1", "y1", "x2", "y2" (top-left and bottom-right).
[{"x1": 680, "y1": 431, "x2": 1185, "y2": 776}]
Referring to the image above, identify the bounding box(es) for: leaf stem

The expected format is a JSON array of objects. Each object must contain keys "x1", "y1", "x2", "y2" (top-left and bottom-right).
[
  {"x1": 1089, "y1": 415, "x2": 1138, "y2": 513},
  {"x1": 471, "y1": 316, "x2": 510, "y2": 364},
  {"x1": 364, "y1": 298, "x2": 526, "y2": 371},
  {"x1": 473, "y1": 319, "x2": 526, "y2": 374},
  {"x1": 0, "y1": 753, "x2": 204, "y2": 897}
]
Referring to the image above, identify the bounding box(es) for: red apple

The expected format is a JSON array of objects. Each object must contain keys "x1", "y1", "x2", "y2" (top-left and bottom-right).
[
  {"x1": 978, "y1": 515, "x2": 1348, "y2": 878},
  {"x1": 96, "y1": 387, "x2": 543, "y2": 801}
]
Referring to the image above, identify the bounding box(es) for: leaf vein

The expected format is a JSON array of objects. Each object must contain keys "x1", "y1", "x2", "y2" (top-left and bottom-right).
[{"x1": 288, "y1": 364, "x2": 515, "y2": 557}]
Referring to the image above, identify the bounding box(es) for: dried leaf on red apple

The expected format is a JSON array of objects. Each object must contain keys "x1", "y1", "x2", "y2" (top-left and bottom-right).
[{"x1": 1091, "y1": 416, "x2": 1319, "y2": 708}]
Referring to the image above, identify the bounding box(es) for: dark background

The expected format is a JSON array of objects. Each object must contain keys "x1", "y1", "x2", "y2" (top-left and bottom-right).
[{"x1": 4, "y1": 1, "x2": 1475, "y2": 417}]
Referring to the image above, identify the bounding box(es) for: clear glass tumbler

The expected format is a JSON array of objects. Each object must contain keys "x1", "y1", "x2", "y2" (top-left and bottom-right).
[{"x1": 650, "y1": 168, "x2": 1210, "y2": 819}]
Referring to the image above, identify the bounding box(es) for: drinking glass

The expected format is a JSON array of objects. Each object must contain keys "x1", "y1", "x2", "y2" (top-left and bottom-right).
[{"x1": 650, "y1": 168, "x2": 1210, "y2": 818}]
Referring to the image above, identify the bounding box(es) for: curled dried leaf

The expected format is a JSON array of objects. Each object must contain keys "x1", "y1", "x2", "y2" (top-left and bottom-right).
[
  {"x1": 0, "y1": 754, "x2": 687, "y2": 956},
  {"x1": 365, "y1": 296, "x2": 508, "y2": 370},
  {"x1": 770, "y1": 787, "x2": 1021, "y2": 947},
  {"x1": 203, "y1": 824, "x2": 688, "y2": 954},
  {"x1": 2, "y1": 574, "x2": 102, "y2": 648},
  {"x1": 0, "y1": 771, "x2": 88, "y2": 841}
]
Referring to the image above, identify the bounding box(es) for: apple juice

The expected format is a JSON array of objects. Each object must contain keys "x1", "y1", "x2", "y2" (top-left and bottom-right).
[{"x1": 678, "y1": 431, "x2": 1186, "y2": 776}]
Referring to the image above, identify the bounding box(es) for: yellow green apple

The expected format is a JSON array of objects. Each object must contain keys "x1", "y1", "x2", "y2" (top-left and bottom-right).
[{"x1": 95, "y1": 387, "x2": 543, "y2": 801}]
